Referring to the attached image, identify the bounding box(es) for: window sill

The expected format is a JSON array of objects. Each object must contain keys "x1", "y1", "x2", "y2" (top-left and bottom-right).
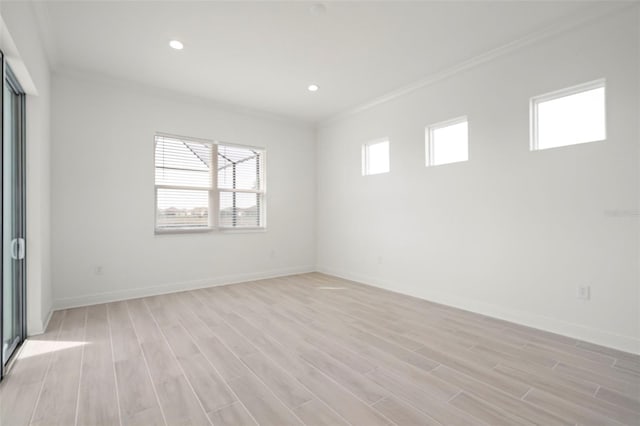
[
  {"x1": 155, "y1": 227, "x2": 213, "y2": 235},
  {"x1": 531, "y1": 138, "x2": 606, "y2": 151},
  {"x1": 219, "y1": 227, "x2": 267, "y2": 234},
  {"x1": 154, "y1": 227, "x2": 267, "y2": 235}
]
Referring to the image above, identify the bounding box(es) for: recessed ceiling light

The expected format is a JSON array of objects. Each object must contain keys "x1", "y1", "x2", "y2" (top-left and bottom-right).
[
  {"x1": 308, "y1": 84, "x2": 319, "y2": 92},
  {"x1": 169, "y1": 40, "x2": 184, "y2": 50}
]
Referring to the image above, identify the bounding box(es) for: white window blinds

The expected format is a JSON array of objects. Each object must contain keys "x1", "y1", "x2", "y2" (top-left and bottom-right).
[
  {"x1": 154, "y1": 135, "x2": 265, "y2": 232},
  {"x1": 155, "y1": 136, "x2": 212, "y2": 230},
  {"x1": 217, "y1": 144, "x2": 264, "y2": 228}
]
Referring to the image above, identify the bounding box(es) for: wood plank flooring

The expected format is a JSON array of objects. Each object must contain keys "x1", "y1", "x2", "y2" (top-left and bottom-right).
[{"x1": 1, "y1": 273, "x2": 639, "y2": 425}]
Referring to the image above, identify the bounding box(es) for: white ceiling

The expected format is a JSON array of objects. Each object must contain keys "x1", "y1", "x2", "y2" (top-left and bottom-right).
[{"x1": 35, "y1": 1, "x2": 616, "y2": 122}]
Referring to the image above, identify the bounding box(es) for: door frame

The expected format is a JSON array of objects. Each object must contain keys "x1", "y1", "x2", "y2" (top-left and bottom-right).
[{"x1": 0, "y1": 50, "x2": 27, "y2": 380}]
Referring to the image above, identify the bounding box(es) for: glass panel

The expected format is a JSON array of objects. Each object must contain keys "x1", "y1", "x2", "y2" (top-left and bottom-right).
[
  {"x1": 363, "y1": 140, "x2": 389, "y2": 175},
  {"x1": 218, "y1": 145, "x2": 261, "y2": 190},
  {"x1": 155, "y1": 136, "x2": 212, "y2": 188},
  {"x1": 431, "y1": 120, "x2": 468, "y2": 166},
  {"x1": 156, "y1": 188, "x2": 209, "y2": 229},
  {"x1": 219, "y1": 191, "x2": 261, "y2": 228},
  {"x1": 536, "y1": 86, "x2": 605, "y2": 150},
  {"x1": 2, "y1": 74, "x2": 24, "y2": 367}
]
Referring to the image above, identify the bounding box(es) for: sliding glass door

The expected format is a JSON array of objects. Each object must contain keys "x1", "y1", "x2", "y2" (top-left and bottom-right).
[{"x1": 1, "y1": 53, "x2": 26, "y2": 377}]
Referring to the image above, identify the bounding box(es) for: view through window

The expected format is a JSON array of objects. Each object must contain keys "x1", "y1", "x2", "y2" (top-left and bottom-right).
[{"x1": 155, "y1": 135, "x2": 265, "y2": 231}]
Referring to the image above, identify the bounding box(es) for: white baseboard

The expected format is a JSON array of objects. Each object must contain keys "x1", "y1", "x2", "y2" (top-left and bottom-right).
[
  {"x1": 53, "y1": 265, "x2": 315, "y2": 310},
  {"x1": 317, "y1": 266, "x2": 640, "y2": 355},
  {"x1": 27, "y1": 309, "x2": 53, "y2": 337},
  {"x1": 50, "y1": 264, "x2": 639, "y2": 355},
  {"x1": 27, "y1": 308, "x2": 53, "y2": 337}
]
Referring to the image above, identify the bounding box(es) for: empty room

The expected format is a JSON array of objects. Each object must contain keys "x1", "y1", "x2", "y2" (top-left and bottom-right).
[{"x1": 0, "y1": 0, "x2": 638, "y2": 425}]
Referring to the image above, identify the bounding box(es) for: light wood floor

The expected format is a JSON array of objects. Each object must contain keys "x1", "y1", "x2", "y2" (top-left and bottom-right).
[{"x1": 1, "y1": 273, "x2": 639, "y2": 426}]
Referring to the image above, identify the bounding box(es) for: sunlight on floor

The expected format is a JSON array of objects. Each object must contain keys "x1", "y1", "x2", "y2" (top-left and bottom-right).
[{"x1": 18, "y1": 340, "x2": 89, "y2": 359}]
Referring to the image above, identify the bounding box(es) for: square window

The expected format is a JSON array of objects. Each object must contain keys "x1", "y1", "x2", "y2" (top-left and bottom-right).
[
  {"x1": 531, "y1": 79, "x2": 606, "y2": 150},
  {"x1": 154, "y1": 135, "x2": 265, "y2": 233},
  {"x1": 426, "y1": 117, "x2": 468, "y2": 166},
  {"x1": 362, "y1": 139, "x2": 390, "y2": 176}
]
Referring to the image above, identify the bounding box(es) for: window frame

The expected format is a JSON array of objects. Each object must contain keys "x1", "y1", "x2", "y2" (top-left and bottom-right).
[
  {"x1": 425, "y1": 116, "x2": 468, "y2": 167},
  {"x1": 216, "y1": 141, "x2": 267, "y2": 231},
  {"x1": 154, "y1": 133, "x2": 266, "y2": 234},
  {"x1": 530, "y1": 78, "x2": 606, "y2": 151},
  {"x1": 361, "y1": 138, "x2": 390, "y2": 176}
]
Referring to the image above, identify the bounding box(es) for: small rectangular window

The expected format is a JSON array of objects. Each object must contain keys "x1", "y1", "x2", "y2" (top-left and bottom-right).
[
  {"x1": 362, "y1": 139, "x2": 390, "y2": 176},
  {"x1": 154, "y1": 134, "x2": 265, "y2": 233},
  {"x1": 531, "y1": 79, "x2": 606, "y2": 150},
  {"x1": 426, "y1": 117, "x2": 468, "y2": 166}
]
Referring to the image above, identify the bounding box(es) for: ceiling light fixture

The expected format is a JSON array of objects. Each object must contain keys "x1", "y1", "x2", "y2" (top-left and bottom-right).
[
  {"x1": 308, "y1": 84, "x2": 319, "y2": 92},
  {"x1": 169, "y1": 40, "x2": 184, "y2": 50}
]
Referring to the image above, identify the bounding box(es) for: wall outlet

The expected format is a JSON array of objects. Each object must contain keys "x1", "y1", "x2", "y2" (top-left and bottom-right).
[
  {"x1": 94, "y1": 266, "x2": 104, "y2": 276},
  {"x1": 577, "y1": 285, "x2": 590, "y2": 300},
  {"x1": 377, "y1": 256, "x2": 383, "y2": 265}
]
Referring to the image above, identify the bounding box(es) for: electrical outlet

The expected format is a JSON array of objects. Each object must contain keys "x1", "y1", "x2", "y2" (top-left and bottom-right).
[
  {"x1": 577, "y1": 285, "x2": 590, "y2": 300},
  {"x1": 94, "y1": 266, "x2": 104, "y2": 276},
  {"x1": 377, "y1": 256, "x2": 383, "y2": 265}
]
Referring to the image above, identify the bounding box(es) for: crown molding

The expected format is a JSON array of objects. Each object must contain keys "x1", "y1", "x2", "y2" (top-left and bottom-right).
[
  {"x1": 0, "y1": 13, "x2": 39, "y2": 95},
  {"x1": 319, "y1": 1, "x2": 638, "y2": 128}
]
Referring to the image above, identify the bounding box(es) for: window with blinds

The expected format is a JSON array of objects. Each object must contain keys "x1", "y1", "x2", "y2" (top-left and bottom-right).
[
  {"x1": 217, "y1": 144, "x2": 264, "y2": 228},
  {"x1": 154, "y1": 134, "x2": 265, "y2": 232}
]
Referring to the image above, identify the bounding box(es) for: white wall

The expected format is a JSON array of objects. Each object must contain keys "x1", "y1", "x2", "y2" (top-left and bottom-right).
[
  {"x1": 317, "y1": 9, "x2": 640, "y2": 353},
  {"x1": 51, "y1": 73, "x2": 316, "y2": 308},
  {"x1": 1, "y1": 2, "x2": 53, "y2": 335}
]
